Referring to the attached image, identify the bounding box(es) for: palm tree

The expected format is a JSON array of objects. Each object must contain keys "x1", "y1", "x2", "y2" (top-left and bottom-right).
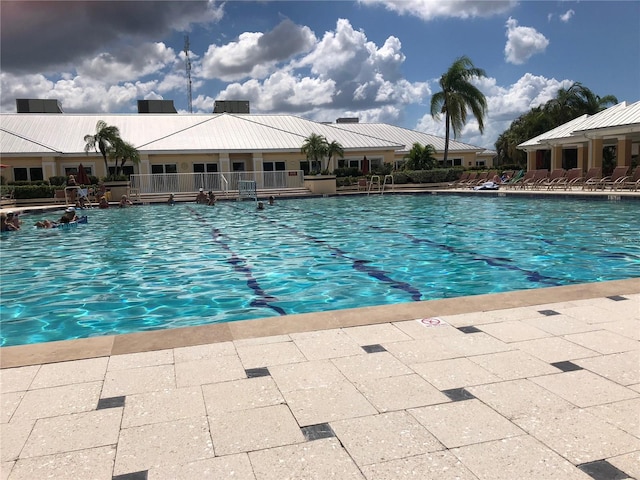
[
  {"x1": 301, "y1": 133, "x2": 329, "y2": 173},
  {"x1": 403, "y1": 143, "x2": 438, "y2": 170},
  {"x1": 109, "y1": 137, "x2": 140, "y2": 177},
  {"x1": 544, "y1": 82, "x2": 617, "y2": 124},
  {"x1": 430, "y1": 56, "x2": 488, "y2": 165},
  {"x1": 325, "y1": 140, "x2": 344, "y2": 172},
  {"x1": 83, "y1": 120, "x2": 120, "y2": 175}
]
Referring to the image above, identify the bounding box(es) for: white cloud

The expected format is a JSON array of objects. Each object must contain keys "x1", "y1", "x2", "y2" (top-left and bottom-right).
[
  {"x1": 200, "y1": 19, "x2": 316, "y2": 81},
  {"x1": 560, "y1": 9, "x2": 575, "y2": 23},
  {"x1": 415, "y1": 73, "x2": 573, "y2": 148},
  {"x1": 359, "y1": 0, "x2": 516, "y2": 20},
  {"x1": 504, "y1": 17, "x2": 550, "y2": 65}
]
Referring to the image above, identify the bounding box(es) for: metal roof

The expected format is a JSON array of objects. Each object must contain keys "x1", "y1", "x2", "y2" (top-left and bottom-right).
[
  {"x1": 328, "y1": 122, "x2": 484, "y2": 153},
  {"x1": 0, "y1": 113, "x2": 405, "y2": 156},
  {"x1": 518, "y1": 101, "x2": 640, "y2": 149}
]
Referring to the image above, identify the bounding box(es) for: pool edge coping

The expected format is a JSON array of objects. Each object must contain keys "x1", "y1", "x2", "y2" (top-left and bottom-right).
[{"x1": 2, "y1": 277, "x2": 638, "y2": 369}]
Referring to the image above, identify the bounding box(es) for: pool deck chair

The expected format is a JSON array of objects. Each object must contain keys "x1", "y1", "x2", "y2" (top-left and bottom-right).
[
  {"x1": 594, "y1": 166, "x2": 630, "y2": 190},
  {"x1": 537, "y1": 169, "x2": 566, "y2": 190},
  {"x1": 520, "y1": 169, "x2": 548, "y2": 189},
  {"x1": 582, "y1": 167, "x2": 603, "y2": 190},
  {"x1": 460, "y1": 172, "x2": 479, "y2": 187},
  {"x1": 450, "y1": 171, "x2": 470, "y2": 187},
  {"x1": 617, "y1": 167, "x2": 640, "y2": 191},
  {"x1": 554, "y1": 168, "x2": 582, "y2": 190},
  {"x1": 505, "y1": 170, "x2": 534, "y2": 189}
]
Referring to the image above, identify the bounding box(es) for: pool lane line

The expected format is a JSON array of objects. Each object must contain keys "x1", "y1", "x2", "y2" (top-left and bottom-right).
[
  {"x1": 227, "y1": 203, "x2": 424, "y2": 301},
  {"x1": 187, "y1": 206, "x2": 287, "y2": 316}
]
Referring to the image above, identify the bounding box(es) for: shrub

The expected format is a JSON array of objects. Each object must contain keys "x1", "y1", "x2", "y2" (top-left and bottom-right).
[
  {"x1": 11, "y1": 185, "x2": 58, "y2": 199},
  {"x1": 48, "y1": 176, "x2": 67, "y2": 186},
  {"x1": 334, "y1": 167, "x2": 361, "y2": 177}
]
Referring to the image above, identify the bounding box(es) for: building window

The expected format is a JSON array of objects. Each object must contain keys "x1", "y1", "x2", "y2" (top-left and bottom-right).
[
  {"x1": 13, "y1": 167, "x2": 44, "y2": 182},
  {"x1": 232, "y1": 162, "x2": 245, "y2": 172},
  {"x1": 300, "y1": 161, "x2": 310, "y2": 174},
  {"x1": 264, "y1": 162, "x2": 286, "y2": 171},
  {"x1": 194, "y1": 163, "x2": 218, "y2": 173},
  {"x1": 475, "y1": 160, "x2": 486, "y2": 167}
]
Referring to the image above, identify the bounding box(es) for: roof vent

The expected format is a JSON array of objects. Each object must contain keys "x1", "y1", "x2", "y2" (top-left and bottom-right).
[
  {"x1": 213, "y1": 100, "x2": 250, "y2": 114},
  {"x1": 137, "y1": 100, "x2": 177, "y2": 113},
  {"x1": 336, "y1": 117, "x2": 359, "y2": 123},
  {"x1": 16, "y1": 99, "x2": 63, "y2": 114}
]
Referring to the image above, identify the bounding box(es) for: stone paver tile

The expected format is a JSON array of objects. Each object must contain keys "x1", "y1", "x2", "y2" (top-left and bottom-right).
[
  {"x1": 485, "y1": 306, "x2": 555, "y2": 322},
  {"x1": 233, "y1": 334, "x2": 291, "y2": 347},
  {"x1": 269, "y1": 359, "x2": 349, "y2": 392},
  {"x1": 235, "y1": 340, "x2": 306, "y2": 369},
  {"x1": 201, "y1": 376, "x2": 284, "y2": 414},
  {"x1": 451, "y1": 435, "x2": 592, "y2": 480},
  {"x1": 361, "y1": 450, "x2": 479, "y2": 480},
  {"x1": 392, "y1": 319, "x2": 464, "y2": 340},
  {"x1": 1, "y1": 461, "x2": 13, "y2": 480},
  {"x1": 562, "y1": 304, "x2": 624, "y2": 324},
  {"x1": 113, "y1": 416, "x2": 213, "y2": 475},
  {"x1": 11, "y1": 381, "x2": 102, "y2": 421},
  {"x1": 173, "y1": 341, "x2": 237, "y2": 362},
  {"x1": 1, "y1": 391, "x2": 24, "y2": 423},
  {"x1": 148, "y1": 453, "x2": 255, "y2": 480},
  {"x1": 107, "y1": 349, "x2": 174, "y2": 371},
  {"x1": 283, "y1": 383, "x2": 377, "y2": 427},
  {"x1": 439, "y1": 332, "x2": 513, "y2": 357},
  {"x1": 291, "y1": 329, "x2": 364, "y2": 360},
  {"x1": 601, "y1": 319, "x2": 640, "y2": 340},
  {"x1": 468, "y1": 350, "x2": 559, "y2": 381},
  {"x1": 514, "y1": 408, "x2": 640, "y2": 465},
  {"x1": 575, "y1": 350, "x2": 640, "y2": 386},
  {"x1": 564, "y1": 330, "x2": 639, "y2": 354},
  {"x1": 531, "y1": 370, "x2": 637, "y2": 408},
  {"x1": 383, "y1": 338, "x2": 459, "y2": 364},
  {"x1": 630, "y1": 383, "x2": 640, "y2": 394},
  {"x1": 356, "y1": 374, "x2": 449, "y2": 412},
  {"x1": 330, "y1": 411, "x2": 442, "y2": 466},
  {"x1": 122, "y1": 386, "x2": 206, "y2": 428},
  {"x1": 248, "y1": 437, "x2": 365, "y2": 480},
  {"x1": 174, "y1": 355, "x2": 245, "y2": 387},
  {"x1": 411, "y1": 357, "x2": 501, "y2": 390},
  {"x1": 438, "y1": 311, "x2": 501, "y2": 327},
  {"x1": 512, "y1": 337, "x2": 598, "y2": 363},
  {"x1": 332, "y1": 351, "x2": 412, "y2": 383},
  {"x1": 0, "y1": 365, "x2": 39, "y2": 393},
  {"x1": 477, "y1": 320, "x2": 551, "y2": 343},
  {"x1": 0, "y1": 420, "x2": 34, "y2": 462},
  {"x1": 586, "y1": 398, "x2": 640, "y2": 438},
  {"x1": 409, "y1": 399, "x2": 524, "y2": 448},
  {"x1": 468, "y1": 379, "x2": 574, "y2": 420},
  {"x1": 573, "y1": 296, "x2": 640, "y2": 319},
  {"x1": 342, "y1": 323, "x2": 412, "y2": 345},
  {"x1": 608, "y1": 451, "x2": 640, "y2": 480},
  {"x1": 102, "y1": 364, "x2": 175, "y2": 397},
  {"x1": 8, "y1": 445, "x2": 115, "y2": 480},
  {"x1": 29, "y1": 357, "x2": 108, "y2": 389},
  {"x1": 522, "y1": 315, "x2": 597, "y2": 336},
  {"x1": 20, "y1": 408, "x2": 121, "y2": 458},
  {"x1": 209, "y1": 404, "x2": 304, "y2": 455}
]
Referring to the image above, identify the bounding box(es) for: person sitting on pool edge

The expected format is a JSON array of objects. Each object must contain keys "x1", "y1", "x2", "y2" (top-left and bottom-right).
[
  {"x1": 195, "y1": 188, "x2": 208, "y2": 204},
  {"x1": 119, "y1": 195, "x2": 133, "y2": 208}
]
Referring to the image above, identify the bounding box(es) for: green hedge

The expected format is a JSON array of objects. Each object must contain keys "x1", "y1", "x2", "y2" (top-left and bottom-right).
[
  {"x1": 392, "y1": 168, "x2": 462, "y2": 184},
  {"x1": 11, "y1": 185, "x2": 59, "y2": 199}
]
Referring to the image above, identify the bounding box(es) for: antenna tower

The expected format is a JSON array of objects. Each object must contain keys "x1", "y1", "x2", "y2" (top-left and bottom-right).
[{"x1": 184, "y1": 35, "x2": 193, "y2": 113}]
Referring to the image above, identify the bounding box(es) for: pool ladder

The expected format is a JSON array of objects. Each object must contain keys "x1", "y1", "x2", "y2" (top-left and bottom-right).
[{"x1": 367, "y1": 175, "x2": 394, "y2": 195}]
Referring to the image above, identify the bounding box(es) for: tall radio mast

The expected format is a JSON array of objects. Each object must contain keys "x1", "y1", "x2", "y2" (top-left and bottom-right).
[{"x1": 184, "y1": 35, "x2": 193, "y2": 113}]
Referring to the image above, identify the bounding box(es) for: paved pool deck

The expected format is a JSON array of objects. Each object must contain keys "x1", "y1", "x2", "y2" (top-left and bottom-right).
[{"x1": 1, "y1": 278, "x2": 638, "y2": 480}]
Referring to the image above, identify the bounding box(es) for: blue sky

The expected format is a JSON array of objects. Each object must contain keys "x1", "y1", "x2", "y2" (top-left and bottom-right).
[{"x1": 1, "y1": 1, "x2": 638, "y2": 149}]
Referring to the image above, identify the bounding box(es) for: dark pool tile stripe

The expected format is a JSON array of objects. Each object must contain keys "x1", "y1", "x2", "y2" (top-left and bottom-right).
[
  {"x1": 551, "y1": 361, "x2": 583, "y2": 372},
  {"x1": 362, "y1": 344, "x2": 386, "y2": 353},
  {"x1": 97, "y1": 396, "x2": 125, "y2": 410},
  {"x1": 607, "y1": 295, "x2": 628, "y2": 301},
  {"x1": 442, "y1": 388, "x2": 475, "y2": 402},
  {"x1": 113, "y1": 471, "x2": 148, "y2": 480},
  {"x1": 578, "y1": 460, "x2": 628, "y2": 480},
  {"x1": 457, "y1": 326, "x2": 482, "y2": 334},
  {"x1": 302, "y1": 423, "x2": 335, "y2": 441},
  {"x1": 538, "y1": 309, "x2": 560, "y2": 316},
  {"x1": 246, "y1": 367, "x2": 270, "y2": 378}
]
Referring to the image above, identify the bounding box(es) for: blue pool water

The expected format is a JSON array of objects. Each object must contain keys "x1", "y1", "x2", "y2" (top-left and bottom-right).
[{"x1": 1, "y1": 194, "x2": 638, "y2": 346}]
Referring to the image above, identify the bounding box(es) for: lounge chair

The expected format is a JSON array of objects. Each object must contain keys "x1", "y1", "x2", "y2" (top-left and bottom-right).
[
  {"x1": 556, "y1": 168, "x2": 583, "y2": 190},
  {"x1": 460, "y1": 172, "x2": 479, "y2": 187},
  {"x1": 471, "y1": 171, "x2": 493, "y2": 186},
  {"x1": 616, "y1": 167, "x2": 640, "y2": 191},
  {"x1": 505, "y1": 170, "x2": 534, "y2": 189},
  {"x1": 537, "y1": 169, "x2": 566, "y2": 190},
  {"x1": 450, "y1": 171, "x2": 470, "y2": 188},
  {"x1": 594, "y1": 166, "x2": 629, "y2": 190},
  {"x1": 582, "y1": 167, "x2": 603, "y2": 190},
  {"x1": 521, "y1": 169, "x2": 548, "y2": 189}
]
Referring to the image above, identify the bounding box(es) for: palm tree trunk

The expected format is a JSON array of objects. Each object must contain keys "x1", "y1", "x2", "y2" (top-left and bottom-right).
[{"x1": 443, "y1": 114, "x2": 451, "y2": 165}]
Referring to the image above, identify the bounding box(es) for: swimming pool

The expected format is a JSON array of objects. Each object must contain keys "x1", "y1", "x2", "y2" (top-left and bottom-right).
[{"x1": 1, "y1": 194, "x2": 638, "y2": 346}]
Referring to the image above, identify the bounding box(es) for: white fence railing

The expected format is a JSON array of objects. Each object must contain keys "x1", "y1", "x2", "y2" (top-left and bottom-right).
[{"x1": 130, "y1": 171, "x2": 304, "y2": 194}]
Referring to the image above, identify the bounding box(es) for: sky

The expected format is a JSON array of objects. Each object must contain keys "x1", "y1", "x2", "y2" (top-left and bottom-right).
[{"x1": 1, "y1": 1, "x2": 639, "y2": 150}]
